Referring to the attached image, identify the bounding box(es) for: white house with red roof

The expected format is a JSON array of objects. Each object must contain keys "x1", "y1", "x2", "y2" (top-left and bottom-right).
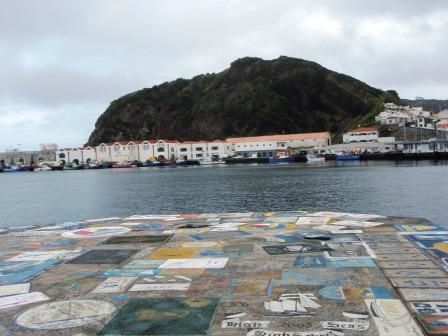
[
  {"x1": 56, "y1": 146, "x2": 96, "y2": 164},
  {"x1": 105, "y1": 139, "x2": 179, "y2": 162},
  {"x1": 343, "y1": 127, "x2": 379, "y2": 144},
  {"x1": 96, "y1": 143, "x2": 111, "y2": 162}
]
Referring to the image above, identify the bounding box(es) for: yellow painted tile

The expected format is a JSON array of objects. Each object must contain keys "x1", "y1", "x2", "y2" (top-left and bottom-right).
[{"x1": 148, "y1": 246, "x2": 199, "y2": 259}]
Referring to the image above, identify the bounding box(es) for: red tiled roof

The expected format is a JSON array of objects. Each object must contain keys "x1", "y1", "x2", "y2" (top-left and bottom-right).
[
  {"x1": 351, "y1": 127, "x2": 378, "y2": 132},
  {"x1": 226, "y1": 132, "x2": 330, "y2": 143},
  {"x1": 159, "y1": 139, "x2": 180, "y2": 144}
]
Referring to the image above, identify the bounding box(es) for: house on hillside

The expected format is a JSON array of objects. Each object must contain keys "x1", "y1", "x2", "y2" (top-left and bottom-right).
[{"x1": 343, "y1": 127, "x2": 379, "y2": 143}]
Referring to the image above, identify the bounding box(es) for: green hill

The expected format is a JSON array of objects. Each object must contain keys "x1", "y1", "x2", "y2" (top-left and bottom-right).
[{"x1": 87, "y1": 56, "x2": 399, "y2": 145}]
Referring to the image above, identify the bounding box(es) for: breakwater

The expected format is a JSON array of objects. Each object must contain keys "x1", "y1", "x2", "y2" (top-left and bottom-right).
[{"x1": 0, "y1": 210, "x2": 446, "y2": 335}]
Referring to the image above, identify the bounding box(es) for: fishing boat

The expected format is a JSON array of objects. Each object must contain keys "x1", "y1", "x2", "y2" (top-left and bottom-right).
[
  {"x1": 100, "y1": 162, "x2": 112, "y2": 169},
  {"x1": 306, "y1": 156, "x2": 325, "y2": 163},
  {"x1": 63, "y1": 163, "x2": 83, "y2": 170},
  {"x1": 51, "y1": 165, "x2": 64, "y2": 171},
  {"x1": 130, "y1": 161, "x2": 143, "y2": 168},
  {"x1": 143, "y1": 160, "x2": 161, "y2": 167},
  {"x1": 268, "y1": 155, "x2": 295, "y2": 164},
  {"x1": 336, "y1": 152, "x2": 360, "y2": 161},
  {"x1": 34, "y1": 164, "x2": 52, "y2": 172},
  {"x1": 84, "y1": 162, "x2": 102, "y2": 169},
  {"x1": 159, "y1": 159, "x2": 176, "y2": 167},
  {"x1": 175, "y1": 159, "x2": 188, "y2": 166},
  {"x1": 112, "y1": 161, "x2": 132, "y2": 168},
  {"x1": 306, "y1": 153, "x2": 325, "y2": 163},
  {"x1": 3, "y1": 166, "x2": 27, "y2": 172}
]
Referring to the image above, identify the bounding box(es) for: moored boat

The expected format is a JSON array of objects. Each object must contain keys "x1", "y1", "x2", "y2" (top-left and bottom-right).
[
  {"x1": 63, "y1": 163, "x2": 83, "y2": 170},
  {"x1": 84, "y1": 162, "x2": 102, "y2": 169},
  {"x1": 159, "y1": 159, "x2": 176, "y2": 167},
  {"x1": 100, "y1": 162, "x2": 112, "y2": 169},
  {"x1": 268, "y1": 155, "x2": 295, "y2": 164},
  {"x1": 112, "y1": 161, "x2": 132, "y2": 168},
  {"x1": 336, "y1": 153, "x2": 360, "y2": 161},
  {"x1": 143, "y1": 160, "x2": 161, "y2": 167},
  {"x1": 51, "y1": 165, "x2": 64, "y2": 171},
  {"x1": 306, "y1": 156, "x2": 325, "y2": 163},
  {"x1": 34, "y1": 165, "x2": 52, "y2": 172},
  {"x1": 175, "y1": 159, "x2": 188, "y2": 166},
  {"x1": 3, "y1": 166, "x2": 27, "y2": 172},
  {"x1": 305, "y1": 152, "x2": 325, "y2": 163}
]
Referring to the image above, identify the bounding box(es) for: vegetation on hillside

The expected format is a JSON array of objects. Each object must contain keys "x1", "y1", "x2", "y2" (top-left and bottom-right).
[{"x1": 87, "y1": 56, "x2": 400, "y2": 145}]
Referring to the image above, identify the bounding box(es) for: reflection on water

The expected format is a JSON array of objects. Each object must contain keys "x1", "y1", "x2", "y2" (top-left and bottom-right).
[{"x1": 1, "y1": 161, "x2": 447, "y2": 228}]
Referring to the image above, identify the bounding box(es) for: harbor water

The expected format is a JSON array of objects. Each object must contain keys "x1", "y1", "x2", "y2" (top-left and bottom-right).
[{"x1": 0, "y1": 161, "x2": 447, "y2": 228}]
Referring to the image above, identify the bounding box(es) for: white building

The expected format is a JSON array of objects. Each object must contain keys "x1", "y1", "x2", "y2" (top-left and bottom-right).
[
  {"x1": 376, "y1": 103, "x2": 436, "y2": 129},
  {"x1": 177, "y1": 140, "x2": 231, "y2": 161},
  {"x1": 226, "y1": 132, "x2": 331, "y2": 158},
  {"x1": 56, "y1": 132, "x2": 332, "y2": 163},
  {"x1": 408, "y1": 107, "x2": 431, "y2": 118},
  {"x1": 101, "y1": 140, "x2": 180, "y2": 162},
  {"x1": 397, "y1": 139, "x2": 448, "y2": 153},
  {"x1": 108, "y1": 141, "x2": 142, "y2": 162},
  {"x1": 413, "y1": 116, "x2": 434, "y2": 129},
  {"x1": 343, "y1": 127, "x2": 379, "y2": 144},
  {"x1": 56, "y1": 146, "x2": 96, "y2": 164},
  {"x1": 435, "y1": 110, "x2": 448, "y2": 129},
  {"x1": 96, "y1": 143, "x2": 112, "y2": 162},
  {"x1": 375, "y1": 111, "x2": 410, "y2": 125}
]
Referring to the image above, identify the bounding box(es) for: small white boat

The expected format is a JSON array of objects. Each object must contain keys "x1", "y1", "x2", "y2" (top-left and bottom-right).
[
  {"x1": 306, "y1": 155, "x2": 325, "y2": 163},
  {"x1": 306, "y1": 152, "x2": 325, "y2": 163},
  {"x1": 34, "y1": 165, "x2": 52, "y2": 171}
]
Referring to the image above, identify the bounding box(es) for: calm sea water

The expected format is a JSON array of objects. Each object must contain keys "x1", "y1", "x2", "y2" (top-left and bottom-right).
[{"x1": 1, "y1": 161, "x2": 447, "y2": 228}]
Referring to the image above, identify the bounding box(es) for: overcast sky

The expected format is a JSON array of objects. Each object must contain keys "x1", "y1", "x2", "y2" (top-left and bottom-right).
[{"x1": 1, "y1": 0, "x2": 447, "y2": 150}]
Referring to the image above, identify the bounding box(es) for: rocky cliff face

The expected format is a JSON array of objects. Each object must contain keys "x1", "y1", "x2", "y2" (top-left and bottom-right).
[{"x1": 87, "y1": 56, "x2": 399, "y2": 145}]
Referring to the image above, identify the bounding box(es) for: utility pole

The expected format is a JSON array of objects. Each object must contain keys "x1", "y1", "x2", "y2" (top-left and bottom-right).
[{"x1": 403, "y1": 122, "x2": 406, "y2": 142}]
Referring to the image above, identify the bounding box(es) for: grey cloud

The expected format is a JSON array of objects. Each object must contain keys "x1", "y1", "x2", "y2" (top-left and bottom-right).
[{"x1": 0, "y1": 0, "x2": 447, "y2": 148}]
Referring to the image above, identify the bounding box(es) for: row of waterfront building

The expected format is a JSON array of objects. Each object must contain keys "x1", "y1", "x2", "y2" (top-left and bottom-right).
[
  {"x1": 3, "y1": 130, "x2": 448, "y2": 166},
  {"x1": 55, "y1": 132, "x2": 332, "y2": 164}
]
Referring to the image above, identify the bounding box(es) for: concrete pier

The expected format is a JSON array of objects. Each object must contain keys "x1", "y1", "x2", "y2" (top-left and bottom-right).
[{"x1": 0, "y1": 211, "x2": 447, "y2": 335}]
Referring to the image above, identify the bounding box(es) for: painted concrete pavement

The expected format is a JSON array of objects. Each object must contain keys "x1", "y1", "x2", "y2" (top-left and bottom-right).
[{"x1": 0, "y1": 211, "x2": 447, "y2": 335}]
